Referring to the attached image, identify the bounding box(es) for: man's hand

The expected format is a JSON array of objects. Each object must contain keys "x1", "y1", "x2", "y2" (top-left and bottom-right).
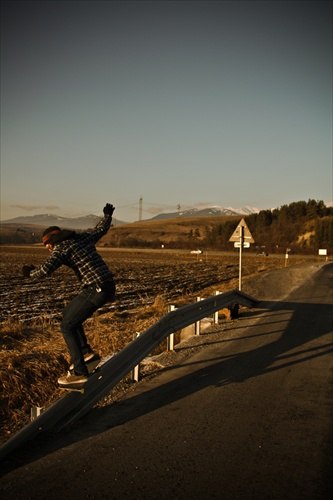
[
  {"x1": 103, "y1": 204, "x2": 115, "y2": 216},
  {"x1": 22, "y1": 265, "x2": 35, "y2": 278}
]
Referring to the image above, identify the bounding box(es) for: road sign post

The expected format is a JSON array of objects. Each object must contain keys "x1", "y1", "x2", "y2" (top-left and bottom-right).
[
  {"x1": 239, "y1": 225, "x2": 243, "y2": 290},
  {"x1": 229, "y1": 218, "x2": 255, "y2": 291}
]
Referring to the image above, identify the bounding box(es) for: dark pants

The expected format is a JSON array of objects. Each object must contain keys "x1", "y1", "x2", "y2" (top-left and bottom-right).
[{"x1": 61, "y1": 281, "x2": 115, "y2": 375}]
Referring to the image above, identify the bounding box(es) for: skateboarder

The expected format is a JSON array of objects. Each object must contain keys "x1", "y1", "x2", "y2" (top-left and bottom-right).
[{"x1": 22, "y1": 203, "x2": 116, "y2": 389}]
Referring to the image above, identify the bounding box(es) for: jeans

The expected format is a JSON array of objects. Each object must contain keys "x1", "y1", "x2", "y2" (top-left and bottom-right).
[{"x1": 61, "y1": 281, "x2": 115, "y2": 375}]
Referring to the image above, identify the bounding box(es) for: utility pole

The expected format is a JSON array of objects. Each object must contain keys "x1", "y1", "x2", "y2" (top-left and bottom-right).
[{"x1": 139, "y1": 196, "x2": 143, "y2": 221}]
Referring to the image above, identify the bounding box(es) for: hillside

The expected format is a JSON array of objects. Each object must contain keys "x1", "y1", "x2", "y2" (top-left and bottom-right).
[
  {"x1": 1, "y1": 200, "x2": 332, "y2": 254},
  {"x1": 100, "y1": 215, "x2": 240, "y2": 249},
  {"x1": 100, "y1": 202, "x2": 333, "y2": 254}
]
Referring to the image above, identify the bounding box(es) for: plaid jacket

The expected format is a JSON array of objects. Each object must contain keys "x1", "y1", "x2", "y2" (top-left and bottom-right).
[{"x1": 30, "y1": 214, "x2": 113, "y2": 286}]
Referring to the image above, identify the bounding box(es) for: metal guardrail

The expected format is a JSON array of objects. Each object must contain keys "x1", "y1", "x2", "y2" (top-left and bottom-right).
[{"x1": 0, "y1": 289, "x2": 258, "y2": 461}]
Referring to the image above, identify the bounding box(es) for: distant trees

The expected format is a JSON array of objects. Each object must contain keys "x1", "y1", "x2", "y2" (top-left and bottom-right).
[
  {"x1": 0, "y1": 227, "x2": 42, "y2": 245},
  {"x1": 187, "y1": 228, "x2": 201, "y2": 241},
  {"x1": 199, "y1": 199, "x2": 332, "y2": 254},
  {"x1": 203, "y1": 220, "x2": 239, "y2": 249},
  {"x1": 242, "y1": 200, "x2": 332, "y2": 254},
  {"x1": 313, "y1": 217, "x2": 333, "y2": 250}
]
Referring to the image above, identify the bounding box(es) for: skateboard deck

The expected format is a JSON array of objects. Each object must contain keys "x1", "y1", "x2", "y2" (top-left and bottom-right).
[{"x1": 61, "y1": 385, "x2": 86, "y2": 394}]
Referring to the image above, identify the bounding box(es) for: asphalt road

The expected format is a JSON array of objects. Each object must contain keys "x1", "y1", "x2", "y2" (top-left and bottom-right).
[{"x1": 1, "y1": 263, "x2": 332, "y2": 499}]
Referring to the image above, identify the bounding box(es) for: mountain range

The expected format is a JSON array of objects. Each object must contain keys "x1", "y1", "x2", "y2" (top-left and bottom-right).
[
  {"x1": 147, "y1": 206, "x2": 259, "y2": 221},
  {"x1": 0, "y1": 206, "x2": 260, "y2": 229}
]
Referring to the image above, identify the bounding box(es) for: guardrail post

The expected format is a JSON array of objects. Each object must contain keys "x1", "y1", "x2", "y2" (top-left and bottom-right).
[
  {"x1": 31, "y1": 407, "x2": 44, "y2": 421},
  {"x1": 214, "y1": 291, "x2": 220, "y2": 324},
  {"x1": 195, "y1": 297, "x2": 201, "y2": 335},
  {"x1": 132, "y1": 332, "x2": 141, "y2": 382},
  {"x1": 167, "y1": 305, "x2": 175, "y2": 350}
]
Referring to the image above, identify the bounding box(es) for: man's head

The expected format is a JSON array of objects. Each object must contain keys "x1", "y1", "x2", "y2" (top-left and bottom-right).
[{"x1": 42, "y1": 226, "x2": 61, "y2": 246}]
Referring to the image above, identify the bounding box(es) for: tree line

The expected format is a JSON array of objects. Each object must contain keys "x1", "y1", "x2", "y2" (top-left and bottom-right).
[
  {"x1": 203, "y1": 199, "x2": 332, "y2": 254},
  {"x1": 105, "y1": 200, "x2": 332, "y2": 254}
]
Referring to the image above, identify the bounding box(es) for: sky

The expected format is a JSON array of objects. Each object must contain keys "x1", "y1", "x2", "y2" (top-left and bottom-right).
[{"x1": 1, "y1": 0, "x2": 332, "y2": 223}]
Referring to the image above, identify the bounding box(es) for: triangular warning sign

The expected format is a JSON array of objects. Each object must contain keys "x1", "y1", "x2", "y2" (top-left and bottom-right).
[{"x1": 229, "y1": 218, "x2": 255, "y2": 243}]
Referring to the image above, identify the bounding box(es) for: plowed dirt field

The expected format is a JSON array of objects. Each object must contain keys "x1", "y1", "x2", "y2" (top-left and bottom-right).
[{"x1": 0, "y1": 246, "x2": 302, "y2": 323}]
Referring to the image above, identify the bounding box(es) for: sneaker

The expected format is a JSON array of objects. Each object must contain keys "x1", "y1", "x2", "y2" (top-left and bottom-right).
[
  {"x1": 58, "y1": 372, "x2": 89, "y2": 388},
  {"x1": 69, "y1": 351, "x2": 100, "y2": 372}
]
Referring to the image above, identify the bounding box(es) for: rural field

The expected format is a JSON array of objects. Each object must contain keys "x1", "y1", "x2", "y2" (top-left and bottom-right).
[{"x1": 0, "y1": 245, "x2": 312, "y2": 445}]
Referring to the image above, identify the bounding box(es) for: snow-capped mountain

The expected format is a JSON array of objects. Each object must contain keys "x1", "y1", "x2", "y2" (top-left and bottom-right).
[
  {"x1": 230, "y1": 206, "x2": 261, "y2": 215},
  {"x1": 146, "y1": 206, "x2": 260, "y2": 221}
]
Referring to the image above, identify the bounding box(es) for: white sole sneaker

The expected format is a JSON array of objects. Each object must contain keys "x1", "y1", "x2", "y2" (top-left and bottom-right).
[{"x1": 58, "y1": 372, "x2": 89, "y2": 387}]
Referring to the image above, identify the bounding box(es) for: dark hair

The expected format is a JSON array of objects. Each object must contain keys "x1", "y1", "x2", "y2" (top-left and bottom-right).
[{"x1": 42, "y1": 226, "x2": 61, "y2": 245}]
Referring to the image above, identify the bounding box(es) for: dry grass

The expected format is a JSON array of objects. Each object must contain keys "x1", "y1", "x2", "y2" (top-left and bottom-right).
[
  {"x1": 103, "y1": 214, "x2": 239, "y2": 244},
  {"x1": 0, "y1": 320, "x2": 68, "y2": 439},
  {"x1": 0, "y1": 295, "x2": 171, "y2": 444}
]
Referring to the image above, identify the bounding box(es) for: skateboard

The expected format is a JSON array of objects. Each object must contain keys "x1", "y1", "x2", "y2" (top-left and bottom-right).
[{"x1": 59, "y1": 356, "x2": 102, "y2": 393}]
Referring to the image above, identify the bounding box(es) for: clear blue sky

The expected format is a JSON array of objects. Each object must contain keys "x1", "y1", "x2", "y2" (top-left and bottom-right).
[{"x1": 1, "y1": 0, "x2": 332, "y2": 222}]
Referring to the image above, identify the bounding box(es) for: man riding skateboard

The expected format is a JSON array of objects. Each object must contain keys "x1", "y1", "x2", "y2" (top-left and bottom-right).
[{"x1": 22, "y1": 203, "x2": 116, "y2": 389}]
